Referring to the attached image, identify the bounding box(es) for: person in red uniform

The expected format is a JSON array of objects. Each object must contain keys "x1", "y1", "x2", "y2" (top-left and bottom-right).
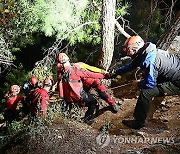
[
  {"x1": 21, "y1": 76, "x2": 40, "y2": 117},
  {"x1": 4, "y1": 85, "x2": 24, "y2": 123},
  {"x1": 57, "y1": 62, "x2": 119, "y2": 113},
  {"x1": 22, "y1": 76, "x2": 39, "y2": 96},
  {"x1": 29, "y1": 77, "x2": 53, "y2": 118},
  {"x1": 56, "y1": 53, "x2": 108, "y2": 125}
]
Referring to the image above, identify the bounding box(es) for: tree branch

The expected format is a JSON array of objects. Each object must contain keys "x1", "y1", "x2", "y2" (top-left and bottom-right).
[{"x1": 115, "y1": 20, "x2": 131, "y2": 38}]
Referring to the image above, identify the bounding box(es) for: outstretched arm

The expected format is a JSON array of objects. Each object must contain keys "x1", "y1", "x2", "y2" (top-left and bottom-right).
[
  {"x1": 75, "y1": 67, "x2": 105, "y2": 79},
  {"x1": 80, "y1": 63, "x2": 107, "y2": 74}
]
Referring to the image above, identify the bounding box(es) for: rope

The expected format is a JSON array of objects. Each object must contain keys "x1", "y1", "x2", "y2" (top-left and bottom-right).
[
  {"x1": 111, "y1": 67, "x2": 142, "y2": 90},
  {"x1": 110, "y1": 81, "x2": 135, "y2": 90}
]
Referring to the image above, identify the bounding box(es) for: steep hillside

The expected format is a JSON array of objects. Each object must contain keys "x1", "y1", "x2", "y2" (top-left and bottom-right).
[
  {"x1": 1, "y1": 90, "x2": 179, "y2": 154},
  {"x1": 0, "y1": 36, "x2": 180, "y2": 153}
]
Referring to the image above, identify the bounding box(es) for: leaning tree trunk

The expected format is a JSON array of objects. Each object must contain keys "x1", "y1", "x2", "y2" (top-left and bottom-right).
[
  {"x1": 97, "y1": 0, "x2": 116, "y2": 71},
  {"x1": 157, "y1": 11, "x2": 180, "y2": 50}
]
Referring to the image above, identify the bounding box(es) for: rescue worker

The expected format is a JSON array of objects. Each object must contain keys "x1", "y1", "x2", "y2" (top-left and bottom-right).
[
  {"x1": 57, "y1": 62, "x2": 119, "y2": 113},
  {"x1": 56, "y1": 53, "x2": 107, "y2": 125},
  {"x1": 109, "y1": 35, "x2": 180, "y2": 129},
  {"x1": 22, "y1": 76, "x2": 39, "y2": 96},
  {"x1": 22, "y1": 76, "x2": 39, "y2": 116},
  {"x1": 4, "y1": 85, "x2": 24, "y2": 123},
  {"x1": 29, "y1": 77, "x2": 53, "y2": 117}
]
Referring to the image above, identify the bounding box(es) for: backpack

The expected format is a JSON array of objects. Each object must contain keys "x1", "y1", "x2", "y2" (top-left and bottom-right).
[{"x1": 60, "y1": 66, "x2": 83, "y2": 103}]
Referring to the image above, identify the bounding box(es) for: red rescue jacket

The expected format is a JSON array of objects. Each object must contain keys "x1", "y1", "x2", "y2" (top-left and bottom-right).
[
  {"x1": 29, "y1": 88, "x2": 49, "y2": 116},
  {"x1": 82, "y1": 78, "x2": 106, "y2": 92},
  {"x1": 58, "y1": 65, "x2": 104, "y2": 103},
  {"x1": 73, "y1": 62, "x2": 107, "y2": 92},
  {"x1": 5, "y1": 93, "x2": 24, "y2": 110}
]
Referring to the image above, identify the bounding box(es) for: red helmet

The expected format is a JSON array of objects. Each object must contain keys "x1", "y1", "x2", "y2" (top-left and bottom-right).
[
  {"x1": 123, "y1": 36, "x2": 144, "y2": 50},
  {"x1": 123, "y1": 36, "x2": 144, "y2": 56},
  {"x1": 56, "y1": 53, "x2": 69, "y2": 64},
  {"x1": 30, "y1": 76, "x2": 38, "y2": 86},
  {"x1": 10, "y1": 85, "x2": 20, "y2": 95},
  {"x1": 44, "y1": 77, "x2": 54, "y2": 87}
]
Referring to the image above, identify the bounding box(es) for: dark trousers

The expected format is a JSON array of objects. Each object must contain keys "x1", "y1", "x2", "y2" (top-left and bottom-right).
[
  {"x1": 133, "y1": 81, "x2": 180, "y2": 124},
  {"x1": 81, "y1": 91, "x2": 97, "y2": 119},
  {"x1": 4, "y1": 110, "x2": 18, "y2": 124}
]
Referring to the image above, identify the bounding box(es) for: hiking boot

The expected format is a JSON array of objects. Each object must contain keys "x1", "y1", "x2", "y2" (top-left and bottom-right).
[
  {"x1": 84, "y1": 118, "x2": 94, "y2": 125},
  {"x1": 122, "y1": 119, "x2": 145, "y2": 129},
  {"x1": 83, "y1": 116, "x2": 94, "y2": 125},
  {"x1": 111, "y1": 104, "x2": 119, "y2": 113}
]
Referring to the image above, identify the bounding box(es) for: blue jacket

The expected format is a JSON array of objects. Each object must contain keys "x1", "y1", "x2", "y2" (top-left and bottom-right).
[{"x1": 115, "y1": 42, "x2": 180, "y2": 89}]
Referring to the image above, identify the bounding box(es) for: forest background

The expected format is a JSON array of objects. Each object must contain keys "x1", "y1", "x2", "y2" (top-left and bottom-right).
[{"x1": 0, "y1": 0, "x2": 180, "y2": 99}]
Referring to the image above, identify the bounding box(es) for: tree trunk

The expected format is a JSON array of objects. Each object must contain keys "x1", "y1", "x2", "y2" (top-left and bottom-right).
[
  {"x1": 157, "y1": 11, "x2": 180, "y2": 50},
  {"x1": 97, "y1": 0, "x2": 116, "y2": 71}
]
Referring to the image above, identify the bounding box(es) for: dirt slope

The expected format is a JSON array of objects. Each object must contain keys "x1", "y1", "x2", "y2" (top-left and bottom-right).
[
  {"x1": 2, "y1": 85, "x2": 179, "y2": 154},
  {"x1": 1, "y1": 36, "x2": 180, "y2": 154}
]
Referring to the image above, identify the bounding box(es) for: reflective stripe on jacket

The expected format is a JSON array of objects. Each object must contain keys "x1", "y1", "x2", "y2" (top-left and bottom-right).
[
  {"x1": 74, "y1": 62, "x2": 106, "y2": 92},
  {"x1": 74, "y1": 62, "x2": 106, "y2": 74}
]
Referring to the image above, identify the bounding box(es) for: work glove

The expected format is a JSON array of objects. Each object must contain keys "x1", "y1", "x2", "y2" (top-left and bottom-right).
[
  {"x1": 108, "y1": 69, "x2": 118, "y2": 79},
  {"x1": 136, "y1": 79, "x2": 145, "y2": 89},
  {"x1": 104, "y1": 73, "x2": 111, "y2": 79},
  {"x1": 110, "y1": 72, "x2": 118, "y2": 79}
]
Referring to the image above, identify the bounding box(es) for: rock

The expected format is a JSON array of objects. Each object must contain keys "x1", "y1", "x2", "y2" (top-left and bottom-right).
[{"x1": 162, "y1": 119, "x2": 169, "y2": 123}]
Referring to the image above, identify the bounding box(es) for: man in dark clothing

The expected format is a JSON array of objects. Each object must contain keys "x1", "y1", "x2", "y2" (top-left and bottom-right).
[{"x1": 110, "y1": 35, "x2": 180, "y2": 129}]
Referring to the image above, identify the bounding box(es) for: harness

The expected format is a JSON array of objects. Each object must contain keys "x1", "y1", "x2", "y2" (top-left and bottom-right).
[
  {"x1": 60, "y1": 66, "x2": 83, "y2": 103},
  {"x1": 61, "y1": 66, "x2": 81, "y2": 83}
]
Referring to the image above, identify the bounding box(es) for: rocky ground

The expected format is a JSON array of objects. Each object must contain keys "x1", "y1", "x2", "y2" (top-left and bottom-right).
[
  {"x1": 1, "y1": 81, "x2": 179, "y2": 154},
  {"x1": 0, "y1": 36, "x2": 180, "y2": 153}
]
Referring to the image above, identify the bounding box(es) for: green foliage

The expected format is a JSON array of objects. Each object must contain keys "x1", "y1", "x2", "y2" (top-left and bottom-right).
[
  {"x1": 0, "y1": 34, "x2": 15, "y2": 64},
  {"x1": 15, "y1": 0, "x2": 128, "y2": 45},
  {"x1": 1, "y1": 0, "x2": 129, "y2": 67},
  {"x1": 116, "y1": 0, "x2": 129, "y2": 17},
  {"x1": 0, "y1": 120, "x2": 26, "y2": 151},
  {"x1": 6, "y1": 121, "x2": 26, "y2": 135},
  {"x1": 31, "y1": 65, "x2": 53, "y2": 83},
  {"x1": 147, "y1": 10, "x2": 165, "y2": 40},
  {"x1": 0, "y1": 0, "x2": 129, "y2": 94},
  {"x1": 1, "y1": 64, "x2": 29, "y2": 93},
  {"x1": 128, "y1": 0, "x2": 170, "y2": 42},
  {"x1": 0, "y1": 0, "x2": 39, "y2": 47},
  {"x1": 31, "y1": 0, "x2": 89, "y2": 42},
  {"x1": 68, "y1": 0, "x2": 129, "y2": 45}
]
